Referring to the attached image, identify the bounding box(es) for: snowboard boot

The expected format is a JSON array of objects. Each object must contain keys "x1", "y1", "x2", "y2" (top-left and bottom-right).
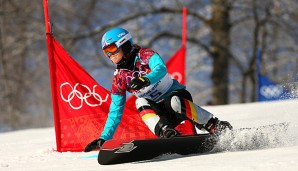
[
  {"x1": 204, "y1": 117, "x2": 233, "y2": 135},
  {"x1": 159, "y1": 125, "x2": 180, "y2": 138}
]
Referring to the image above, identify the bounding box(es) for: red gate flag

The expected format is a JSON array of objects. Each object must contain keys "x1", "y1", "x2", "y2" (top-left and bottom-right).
[
  {"x1": 168, "y1": 7, "x2": 187, "y2": 85},
  {"x1": 46, "y1": 37, "x2": 157, "y2": 152},
  {"x1": 44, "y1": 0, "x2": 187, "y2": 152},
  {"x1": 167, "y1": 45, "x2": 186, "y2": 85}
]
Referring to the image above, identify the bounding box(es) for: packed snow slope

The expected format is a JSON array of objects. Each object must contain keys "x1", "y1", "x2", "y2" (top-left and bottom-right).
[{"x1": 0, "y1": 99, "x2": 298, "y2": 171}]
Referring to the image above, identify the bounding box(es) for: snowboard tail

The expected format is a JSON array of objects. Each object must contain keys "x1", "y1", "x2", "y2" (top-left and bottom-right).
[{"x1": 98, "y1": 134, "x2": 216, "y2": 165}]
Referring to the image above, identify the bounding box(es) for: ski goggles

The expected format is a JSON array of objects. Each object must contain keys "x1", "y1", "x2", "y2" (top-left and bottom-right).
[
  {"x1": 103, "y1": 43, "x2": 120, "y2": 57},
  {"x1": 102, "y1": 33, "x2": 132, "y2": 57}
]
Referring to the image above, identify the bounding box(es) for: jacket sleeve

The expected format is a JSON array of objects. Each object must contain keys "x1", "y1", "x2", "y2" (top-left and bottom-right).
[
  {"x1": 99, "y1": 94, "x2": 125, "y2": 140},
  {"x1": 143, "y1": 53, "x2": 167, "y2": 84}
]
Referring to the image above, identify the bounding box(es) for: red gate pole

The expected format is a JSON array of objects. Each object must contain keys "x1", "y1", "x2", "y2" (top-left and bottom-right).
[{"x1": 43, "y1": 0, "x2": 62, "y2": 152}]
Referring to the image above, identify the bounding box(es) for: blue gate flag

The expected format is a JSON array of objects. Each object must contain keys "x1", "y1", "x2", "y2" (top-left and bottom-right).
[
  {"x1": 257, "y1": 73, "x2": 289, "y2": 101},
  {"x1": 256, "y1": 49, "x2": 290, "y2": 101}
]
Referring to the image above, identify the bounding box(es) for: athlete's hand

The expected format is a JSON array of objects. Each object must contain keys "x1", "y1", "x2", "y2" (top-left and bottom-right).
[
  {"x1": 84, "y1": 138, "x2": 105, "y2": 152},
  {"x1": 128, "y1": 77, "x2": 150, "y2": 90}
]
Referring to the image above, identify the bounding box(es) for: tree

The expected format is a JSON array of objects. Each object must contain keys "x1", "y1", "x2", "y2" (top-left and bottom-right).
[
  {"x1": 209, "y1": 0, "x2": 231, "y2": 104},
  {"x1": 0, "y1": 0, "x2": 51, "y2": 129}
]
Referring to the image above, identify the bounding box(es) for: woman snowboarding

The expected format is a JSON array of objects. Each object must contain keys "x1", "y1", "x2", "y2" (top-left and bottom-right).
[{"x1": 84, "y1": 28, "x2": 232, "y2": 152}]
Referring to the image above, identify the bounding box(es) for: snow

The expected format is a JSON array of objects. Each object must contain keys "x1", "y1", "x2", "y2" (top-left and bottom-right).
[{"x1": 1, "y1": 99, "x2": 298, "y2": 171}]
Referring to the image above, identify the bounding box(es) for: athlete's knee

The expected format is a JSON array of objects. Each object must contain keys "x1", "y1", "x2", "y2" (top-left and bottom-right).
[
  {"x1": 170, "y1": 95, "x2": 183, "y2": 113},
  {"x1": 165, "y1": 95, "x2": 183, "y2": 114},
  {"x1": 167, "y1": 89, "x2": 193, "y2": 114}
]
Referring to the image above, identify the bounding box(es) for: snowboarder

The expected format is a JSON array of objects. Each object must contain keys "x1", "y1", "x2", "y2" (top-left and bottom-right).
[{"x1": 84, "y1": 28, "x2": 232, "y2": 152}]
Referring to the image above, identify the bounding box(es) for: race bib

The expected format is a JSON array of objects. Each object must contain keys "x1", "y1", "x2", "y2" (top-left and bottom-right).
[{"x1": 133, "y1": 74, "x2": 173, "y2": 101}]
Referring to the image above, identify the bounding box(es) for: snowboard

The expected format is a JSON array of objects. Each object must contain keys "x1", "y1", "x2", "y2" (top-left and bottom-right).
[{"x1": 97, "y1": 133, "x2": 216, "y2": 165}]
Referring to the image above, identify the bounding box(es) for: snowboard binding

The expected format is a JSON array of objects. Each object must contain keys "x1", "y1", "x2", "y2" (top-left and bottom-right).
[{"x1": 159, "y1": 125, "x2": 180, "y2": 138}]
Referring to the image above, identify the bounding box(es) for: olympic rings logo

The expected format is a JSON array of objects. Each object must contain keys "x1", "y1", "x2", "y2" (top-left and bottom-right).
[
  {"x1": 126, "y1": 70, "x2": 147, "y2": 80},
  {"x1": 260, "y1": 85, "x2": 283, "y2": 99},
  {"x1": 60, "y1": 82, "x2": 109, "y2": 110},
  {"x1": 170, "y1": 72, "x2": 183, "y2": 83}
]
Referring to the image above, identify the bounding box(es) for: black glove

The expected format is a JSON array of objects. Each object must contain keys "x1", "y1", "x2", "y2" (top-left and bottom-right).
[
  {"x1": 84, "y1": 138, "x2": 105, "y2": 152},
  {"x1": 128, "y1": 77, "x2": 150, "y2": 90}
]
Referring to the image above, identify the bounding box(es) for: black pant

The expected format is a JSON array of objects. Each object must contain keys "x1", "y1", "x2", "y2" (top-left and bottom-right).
[{"x1": 148, "y1": 89, "x2": 193, "y2": 127}]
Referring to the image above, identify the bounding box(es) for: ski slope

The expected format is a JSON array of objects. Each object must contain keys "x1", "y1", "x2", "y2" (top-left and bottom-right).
[{"x1": 0, "y1": 99, "x2": 298, "y2": 171}]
